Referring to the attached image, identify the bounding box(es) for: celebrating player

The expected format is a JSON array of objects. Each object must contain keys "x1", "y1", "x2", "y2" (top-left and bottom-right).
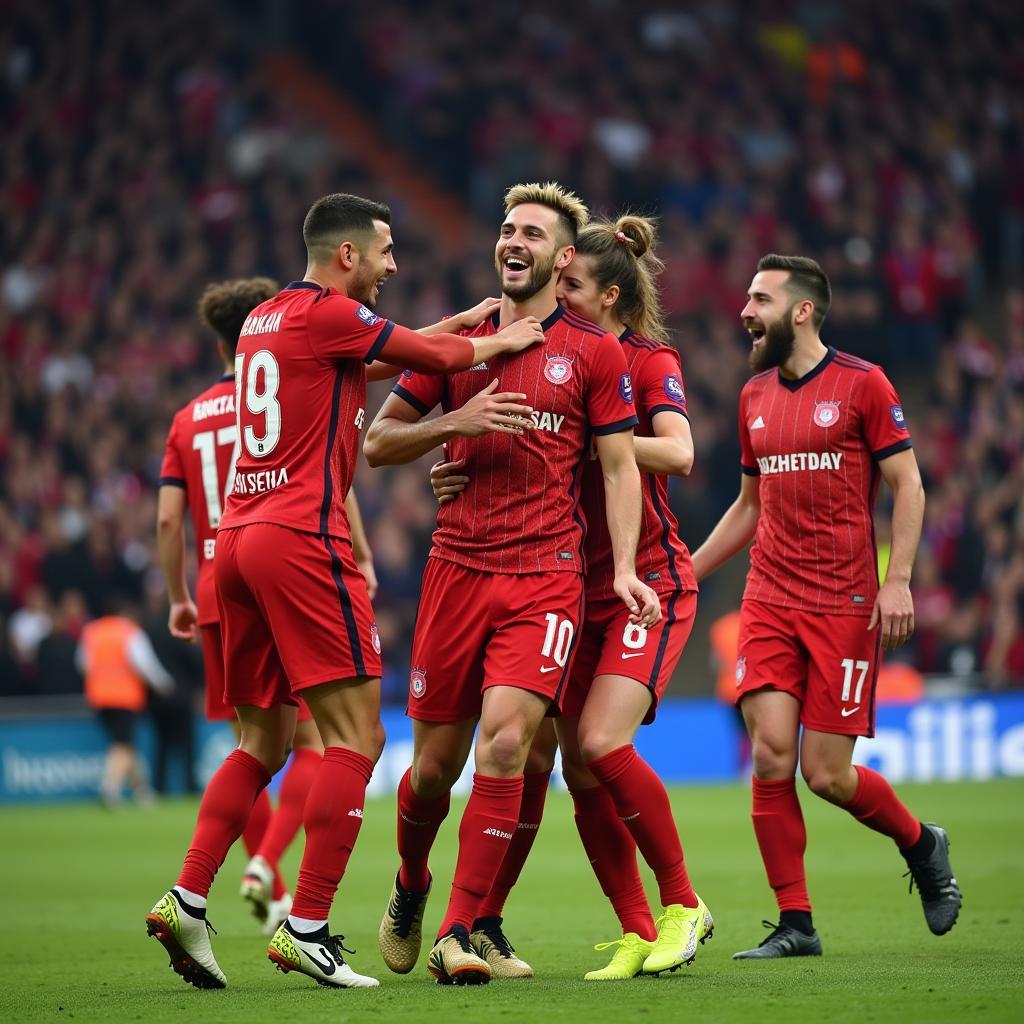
[
  {"x1": 145, "y1": 192, "x2": 544, "y2": 991},
  {"x1": 366, "y1": 183, "x2": 660, "y2": 986},
  {"x1": 690, "y1": 254, "x2": 961, "y2": 958},
  {"x1": 431, "y1": 215, "x2": 712, "y2": 979}
]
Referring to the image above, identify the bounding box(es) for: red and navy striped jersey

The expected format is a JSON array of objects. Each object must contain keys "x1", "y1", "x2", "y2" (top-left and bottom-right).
[
  {"x1": 394, "y1": 306, "x2": 638, "y2": 575},
  {"x1": 220, "y1": 281, "x2": 395, "y2": 540},
  {"x1": 739, "y1": 347, "x2": 913, "y2": 616},
  {"x1": 159, "y1": 374, "x2": 237, "y2": 625},
  {"x1": 580, "y1": 330, "x2": 697, "y2": 598}
]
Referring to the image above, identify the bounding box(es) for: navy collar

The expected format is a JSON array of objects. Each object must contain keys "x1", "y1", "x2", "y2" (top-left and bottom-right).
[
  {"x1": 219, "y1": 373, "x2": 233, "y2": 382},
  {"x1": 489, "y1": 304, "x2": 565, "y2": 332},
  {"x1": 778, "y1": 346, "x2": 836, "y2": 392},
  {"x1": 620, "y1": 327, "x2": 634, "y2": 342},
  {"x1": 285, "y1": 280, "x2": 322, "y2": 292}
]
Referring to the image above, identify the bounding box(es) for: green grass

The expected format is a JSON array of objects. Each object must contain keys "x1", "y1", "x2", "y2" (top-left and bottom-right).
[{"x1": 3, "y1": 780, "x2": 1022, "y2": 1023}]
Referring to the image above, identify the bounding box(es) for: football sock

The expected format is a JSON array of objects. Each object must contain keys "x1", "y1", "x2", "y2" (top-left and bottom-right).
[
  {"x1": 844, "y1": 765, "x2": 923, "y2": 849},
  {"x1": 257, "y1": 747, "x2": 321, "y2": 887},
  {"x1": 396, "y1": 766, "x2": 451, "y2": 893},
  {"x1": 177, "y1": 749, "x2": 271, "y2": 898},
  {"x1": 172, "y1": 887, "x2": 207, "y2": 916},
  {"x1": 780, "y1": 909, "x2": 815, "y2": 936},
  {"x1": 751, "y1": 775, "x2": 811, "y2": 913},
  {"x1": 476, "y1": 769, "x2": 551, "y2": 921},
  {"x1": 287, "y1": 914, "x2": 327, "y2": 935},
  {"x1": 437, "y1": 773, "x2": 523, "y2": 937},
  {"x1": 587, "y1": 745, "x2": 698, "y2": 909},
  {"x1": 901, "y1": 821, "x2": 937, "y2": 861},
  {"x1": 570, "y1": 783, "x2": 656, "y2": 941},
  {"x1": 290, "y1": 746, "x2": 373, "y2": 921}
]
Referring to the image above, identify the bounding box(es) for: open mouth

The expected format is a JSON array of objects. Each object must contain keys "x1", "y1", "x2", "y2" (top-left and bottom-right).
[
  {"x1": 746, "y1": 323, "x2": 766, "y2": 346},
  {"x1": 503, "y1": 254, "x2": 530, "y2": 275}
]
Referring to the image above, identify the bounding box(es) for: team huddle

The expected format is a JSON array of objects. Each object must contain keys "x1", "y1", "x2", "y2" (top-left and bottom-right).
[{"x1": 146, "y1": 183, "x2": 962, "y2": 991}]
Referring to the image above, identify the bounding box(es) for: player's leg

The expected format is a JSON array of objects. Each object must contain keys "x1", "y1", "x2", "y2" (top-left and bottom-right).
[{"x1": 799, "y1": 612, "x2": 960, "y2": 935}]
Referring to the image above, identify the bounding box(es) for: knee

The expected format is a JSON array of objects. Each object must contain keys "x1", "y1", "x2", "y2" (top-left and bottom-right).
[
  {"x1": 412, "y1": 751, "x2": 462, "y2": 798},
  {"x1": 524, "y1": 736, "x2": 557, "y2": 775},
  {"x1": 801, "y1": 763, "x2": 848, "y2": 804},
  {"x1": 478, "y1": 723, "x2": 530, "y2": 777},
  {"x1": 577, "y1": 725, "x2": 623, "y2": 765},
  {"x1": 560, "y1": 751, "x2": 593, "y2": 791},
  {"x1": 750, "y1": 735, "x2": 797, "y2": 780}
]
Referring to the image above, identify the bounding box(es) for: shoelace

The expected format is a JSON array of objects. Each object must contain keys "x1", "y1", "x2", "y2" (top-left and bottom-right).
[
  {"x1": 758, "y1": 919, "x2": 788, "y2": 948},
  {"x1": 654, "y1": 910, "x2": 686, "y2": 943},
  {"x1": 389, "y1": 887, "x2": 426, "y2": 937},
  {"x1": 903, "y1": 865, "x2": 951, "y2": 900},
  {"x1": 479, "y1": 922, "x2": 515, "y2": 958},
  {"x1": 450, "y1": 929, "x2": 475, "y2": 954},
  {"x1": 593, "y1": 935, "x2": 645, "y2": 958},
  {"x1": 323, "y1": 934, "x2": 356, "y2": 963}
]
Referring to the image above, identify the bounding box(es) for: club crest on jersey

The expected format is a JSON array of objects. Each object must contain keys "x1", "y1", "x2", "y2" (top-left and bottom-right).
[
  {"x1": 813, "y1": 400, "x2": 841, "y2": 428},
  {"x1": 619, "y1": 373, "x2": 633, "y2": 403},
  {"x1": 370, "y1": 624, "x2": 381, "y2": 655},
  {"x1": 544, "y1": 355, "x2": 573, "y2": 385},
  {"x1": 664, "y1": 375, "x2": 685, "y2": 403},
  {"x1": 410, "y1": 668, "x2": 427, "y2": 699},
  {"x1": 735, "y1": 656, "x2": 747, "y2": 686},
  {"x1": 356, "y1": 305, "x2": 383, "y2": 327}
]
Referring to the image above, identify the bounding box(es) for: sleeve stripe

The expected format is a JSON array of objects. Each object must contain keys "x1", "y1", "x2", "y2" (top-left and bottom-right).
[
  {"x1": 648, "y1": 404, "x2": 689, "y2": 420},
  {"x1": 872, "y1": 438, "x2": 914, "y2": 461},
  {"x1": 741, "y1": 463, "x2": 760, "y2": 476},
  {"x1": 390, "y1": 383, "x2": 432, "y2": 416},
  {"x1": 364, "y1": 320, "x2": 396, "y2": 364},
  {"x1": 592, "y1": 415, "x2": 640, "y2": 436},
  {"x1": 158, "y1": 476, "x2": 186, "y2": 488}
]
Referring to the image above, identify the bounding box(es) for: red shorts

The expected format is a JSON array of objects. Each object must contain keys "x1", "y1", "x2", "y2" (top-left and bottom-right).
[
  {"x1": 563, "y1": 589, "x2": 697, "y2": 724},
  {"x1": 215, "y1": 523, "x2": 382, "y2": 709},
  {"x1": 407, "y1": 558, "x2": 584, "y2": 722},
  {"x1": 735, "y1": 599, "x2": 881, "y2": 737}
]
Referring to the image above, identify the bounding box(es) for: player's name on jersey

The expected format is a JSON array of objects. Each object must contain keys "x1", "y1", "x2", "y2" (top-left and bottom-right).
[
  {"x1": 232, "y1": 466, "x2": 290, "y2": 495},
  {"x1": 239, "y1": 310, "x2": 284, "y2": 337},
  {"x1": 192, "y1": 394, "x2": 235, "y2": 422},
  {"x1": 757, "y1": 451, "x2": 844, "y2": 474}
]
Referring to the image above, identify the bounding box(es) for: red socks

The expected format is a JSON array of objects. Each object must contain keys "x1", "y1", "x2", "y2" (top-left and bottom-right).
[
  {"x1": 843, "y1": 765, "x2": 922, "y2": 849},
  {"x1": 257, "y1": 747, "x2": 321, "y2": 881},
  {"x1": 588, "y1": 745, "x2": 697, "y2": 909},
  {"x1": 751, "y1": 776, "x2": 810, "y2": 912},
  {"x1": 571, "y1": 784, "x2": 656, "y2": 941},
  {"x1": 437, "y1": 773, "x2": 523, "y2": 936},
  {"x1": 242, "y1": 787, "x2": 271, "y2": 857},
  {"x1": 177, "y1": 749, "x2": 271, "y2": 898},
  {"x1": 396, "y1": 767, "x2": 451, "y2": 893},
  {"x1": 290, "y1": 746, "x2": 374, "y2": 921},
  {"x1": 477, "y1": 769, "x2": 550, "y2": 920}
]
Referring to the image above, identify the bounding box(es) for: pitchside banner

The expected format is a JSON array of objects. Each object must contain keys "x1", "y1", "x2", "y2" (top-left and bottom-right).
[{"x1": 2, "y1": 695, "x2": 1024, "y2": 803}]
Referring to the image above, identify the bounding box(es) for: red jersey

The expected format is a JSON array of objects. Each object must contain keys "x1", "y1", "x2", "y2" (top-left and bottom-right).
[
  {"x1": 159, "y1": 374, "x2": 238, "y2": 625},
  {"x1": 219, "y1": 282, "x2": 399, "y2": 540},
  {"x1": 739, "y1": 347, "x2": 912, "y2": 616},
  {"x1": 580, "y1": 330, "x2": 697, "y2": 597},
  {"x1": 394, "y1": 306, "x2": 638, "y2": 574}
]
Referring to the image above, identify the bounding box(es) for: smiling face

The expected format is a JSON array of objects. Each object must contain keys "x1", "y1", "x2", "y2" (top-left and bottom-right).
[
  {"x1": 741, "y1": 269, "x2": 798, "y2": 372},
  {"x1": 350, "y1": 219, "x2": 396, "y2": 308},
  {"x1": 555, "y1": 254, "x2": 611, "y2": 324},
  {"x1": 494, "y1": 203, "x2": 570, "y2": 301}
]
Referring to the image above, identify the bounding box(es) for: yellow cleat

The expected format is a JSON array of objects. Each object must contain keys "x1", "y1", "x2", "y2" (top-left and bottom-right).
[
  {"x1": 642, "y1": 896, "x2": 714, "y2": 975},
  {"x1": 584, "y1": 932, "x2": 656, "y2": 981}
]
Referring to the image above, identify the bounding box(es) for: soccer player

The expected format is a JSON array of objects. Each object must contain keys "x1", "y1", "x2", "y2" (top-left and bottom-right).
[
  {"x1": 430, "y1": 215, "x2": 712, "y2": 980},
  {"x1": 145, "y1": 192, "x2": 544, "y2": 991},
  {"x1": 690, "y1": 254, "x2": 961, "y2": 958},
  {"x1": 365, "y1": 183, "x2": 660, "y2": 986}
]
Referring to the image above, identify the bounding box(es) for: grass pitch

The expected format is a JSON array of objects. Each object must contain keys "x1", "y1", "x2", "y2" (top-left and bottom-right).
[{"x1": 3, "y1": 779, "x2": 1021, "y2": 1023}]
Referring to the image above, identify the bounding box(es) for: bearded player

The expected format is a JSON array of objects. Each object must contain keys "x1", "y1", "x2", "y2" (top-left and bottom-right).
[{"x1": 691, "y1": 254, "x2": 961, "y2": 959}]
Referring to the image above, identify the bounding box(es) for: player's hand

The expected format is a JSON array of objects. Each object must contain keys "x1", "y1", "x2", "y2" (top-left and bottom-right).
[
  {"x1": 357, "y1": 556, "x2": 378, "y2": 601},
  {"x1": 613, "y1": 574, "x2": 662, "y2": 628},
  {"x1": 430, "y1": 458, "x2": 469, "y2": 504},
  {"x1": 869, "y1": 578, "x2": 914, "y2": 651},
  {"x1": 168, "y1": 600, "x2": 198, "y2": 642},
  {"x1": 454, "y1": 296, "x2": 501, "y2": 330},
  {"x1": 449, "y1": 378, "x2": 536, "y2": 437},
  {"x1": 496, "y1": 316, "x2": 545, "y2": 352}
]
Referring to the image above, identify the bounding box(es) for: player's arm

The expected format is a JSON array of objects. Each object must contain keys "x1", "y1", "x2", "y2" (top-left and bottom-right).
[
  {"x1": 634, "y1": 410, "x2": 694, "y2": 476},
  {"x1": 871, "y1": 448, "x2": 924, "y2": 651},
  {"x1": 595, "y1": 428, "x2": 661, "y2": 627},
  {"x1": 690, "y1": 473, "x2": 762, "y2": 582},
  {"x1": 374, "y1": 317, "x2": 543, "y2": 374},
  {"x1": 344, "y1": 488, "x2": 377, "y2": 600},
  {"x1": 156, "y1": 484, "x2": 198, "y2": 642},
  {"x1": 364, "y1": 381, "x2": 536, "y2": 467}
]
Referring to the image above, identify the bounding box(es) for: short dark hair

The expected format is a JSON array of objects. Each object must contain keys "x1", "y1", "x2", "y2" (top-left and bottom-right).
[
  {"x1": 198, "y1": 277, "x2": 280, "y2": 357},
  {"x1": 302, "y1": 193, "x2": 392, "y2": 264},
  {"x1": 757, "y1": 253, "x2": 831, "y2": 328}
]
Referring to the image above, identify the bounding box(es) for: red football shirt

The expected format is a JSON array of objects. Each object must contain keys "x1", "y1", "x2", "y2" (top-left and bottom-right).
[
  {"x1": 159, "y1": 374, "x2": 238, "y2": 625},
  {"x1": 394, "y1": 306, "x2": 638, "y2": 574},
  {"x1": 580, "y1": 330, "x2": 697, "y2": 598},
  {"x1": 738, "y1": 347, "x2": 912, "y2": 616}
]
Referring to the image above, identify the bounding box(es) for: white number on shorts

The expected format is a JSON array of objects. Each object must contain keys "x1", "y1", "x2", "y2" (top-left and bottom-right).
[
  {"x1": 192, "y1": 424, "x2": 240, "y2": 528},
  {"x1": 541, "y1": 612, "x2": 575, "y2": 667},
  {"x1": 622, "y1": 622, "x2": 648, "y2": 650},
  {"x1": 840, "y1": 658, "x2": 870, "y2": 704},
  {"x1": 236, "y1": 350, "x2": 282, "y2": 457}
]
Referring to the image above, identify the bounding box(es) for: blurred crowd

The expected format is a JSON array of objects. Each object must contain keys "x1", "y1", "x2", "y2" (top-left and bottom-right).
[{"x1": 2, "y1": 0, "x2": 1023, "y2": 702}]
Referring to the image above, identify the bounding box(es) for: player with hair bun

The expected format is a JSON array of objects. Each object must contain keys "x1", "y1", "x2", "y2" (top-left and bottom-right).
[{"x1": 431, "y1": 212, "x2": 712, "y2": 980}]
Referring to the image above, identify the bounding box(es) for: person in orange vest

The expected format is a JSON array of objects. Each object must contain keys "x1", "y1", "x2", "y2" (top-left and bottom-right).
[{"x1": 77, "y1": 601, "x2": 174, "y2": 807}]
